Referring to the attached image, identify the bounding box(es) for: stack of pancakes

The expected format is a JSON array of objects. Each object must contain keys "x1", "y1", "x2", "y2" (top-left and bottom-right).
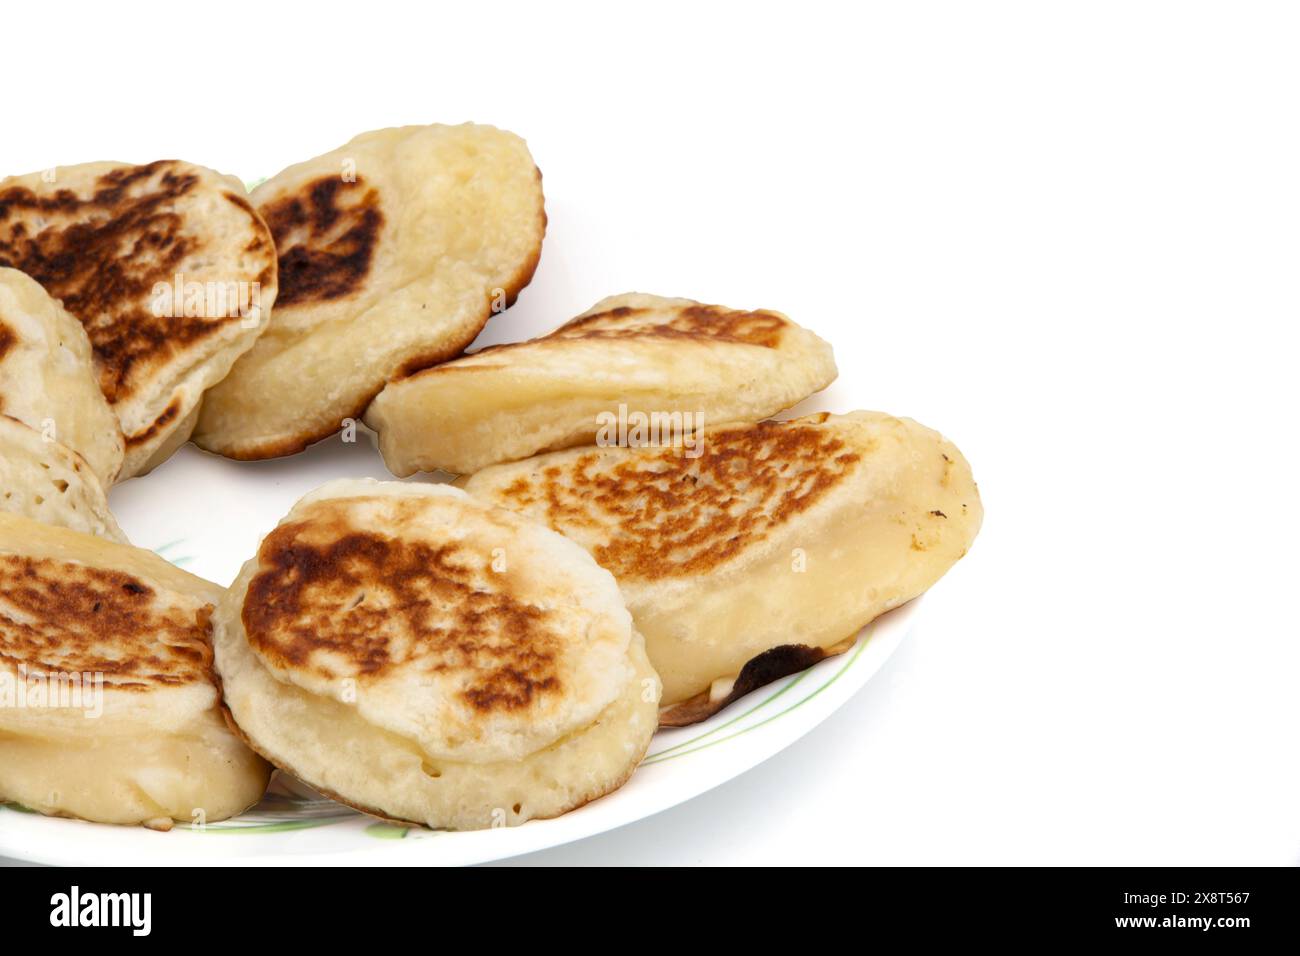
[{"x1": 0, "y1": 123, "x2": 980, "y2": 831}]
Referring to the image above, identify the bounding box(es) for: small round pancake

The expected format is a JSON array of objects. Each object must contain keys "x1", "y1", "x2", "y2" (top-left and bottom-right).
[
  {"x1": 194, "y1": 123, "x2": 546, "y2": 461},
  {"x1": 0, "y1": 268, "x2": 124, "y2": 486},
  {"x1": 0, "y1": 513, "x2": 271, "y2": 827},
  {"x1": 461, "y1": 411, "x2": 983, "y2": 722},
  {"x1": 0, "y1": 415, "x2": 126, "y2": 543},
  {"x1": 0, "y1": 161, "x2": 279, "y2": 479},
  {"x1": 213, "y1": 479, "x2": 659, "y2": 830},
  {"x1": 365, "y1": 292, "x2": 837, "y2": 476}
]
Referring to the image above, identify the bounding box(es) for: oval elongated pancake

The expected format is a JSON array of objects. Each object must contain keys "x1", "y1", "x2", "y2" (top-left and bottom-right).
[
  {"x1": 0, "y1": 161, "x2": 279, "y2": 479},
  {"x1": 461, "y1": 411, "x2": 982, "y2": 723},
  {"x1": 0, "y1": 415, "x2": 126, "y2": 543},
  {"x1": 193, "y1": 123, "x2": 546, "y2": 461},
  {"x1": 0, "y1": 513, "x2": 271, "y2": 827},
  {"x1": 365, "y1": 292, "x2": 837, "y2": 476},
  {"x1": 213, "y1": 479, "x2": 659, "y2": 830},
  {"x1": 0, "y1": 268, "x2": 123, "y2": 485}
]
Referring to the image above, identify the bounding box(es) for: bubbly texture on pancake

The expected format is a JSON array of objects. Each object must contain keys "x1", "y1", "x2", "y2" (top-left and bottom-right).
[
  {"x1": 0, "y1": 160, "x2": 279, "y2": 478},
  {"x1": 0, "y1": 268, "x2": 124, "y2": 485},
  {"x1": 0, "y1": 514, "x2": 271, "y2": 826},
  {"x1": 462, "y1": 412, "x2": 983, "y2": 718},
  {"x1": 365, "y1": 292, "x2": 837, "y2": 476},
  {"x1": 194, "y1": 124, "x2": 546, "y2": 461},
  {"x1": 213, "y1": 480, "x2": 659, "y2": 829},
  {"x1": 0, "y1": 415, "x2": 125, "y2": 542}
]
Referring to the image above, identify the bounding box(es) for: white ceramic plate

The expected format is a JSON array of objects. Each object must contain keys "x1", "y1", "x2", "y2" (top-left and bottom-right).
[{"x1": 0, "y1": 438, "x2": 915, "y2": 866}]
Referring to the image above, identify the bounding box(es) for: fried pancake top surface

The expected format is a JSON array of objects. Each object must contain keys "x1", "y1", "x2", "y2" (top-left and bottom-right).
[
  {"x1": 237, "y1": 484, "x2": 633, "y2": 762},
  {"x1": 258, "y1": 176, "x2": 384, "y2": 309},
  {"x1": 0, "y1": 553, "x2": 213, "y2": 690},
  {"x1": 0, "y1": 161, "x2": 276, "y2": 411},
  {"x1": 192, "y1": 124, "x2": 544, "y2": 462},
  {"x1": 245, "y1": 500, "x2": 566, "y2": 709},
  {"x1": 434, "y1": 294, "x2": 796, "y2": 374},
  {"x1": 474, "y1": 415, "x2": 864, "y2": 581},
  {"x1": 239, "y1": 122, "x2": 539, "y2": 343},
  {"x1": 550, "y1": 301, "x2": 787, "y2": 347}
]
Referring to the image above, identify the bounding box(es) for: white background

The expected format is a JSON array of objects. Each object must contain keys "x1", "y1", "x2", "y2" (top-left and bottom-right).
[{"x1": 3, "y1": 1, "x2": 1298, "y2": 865}]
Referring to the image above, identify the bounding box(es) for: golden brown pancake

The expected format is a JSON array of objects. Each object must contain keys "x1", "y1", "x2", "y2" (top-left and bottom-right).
[
  {"x1": 0, "y1": 160, "x2": 279, "y2": 478},
  {"x1": 460, "y1": 411, "x2": 983, "y2": 723},
  {"x1": 0, "y1": 513, "x2": 271, "y2": 827},
  {"x1": 365, "y1": 292, "x2": 837, "y2": 476},
  {"x1": 212, "y1": 479, "x2": 659, "y2": 830},
  {"x1": 193, "y1": 123, "x2": 546, "y2": 461}
]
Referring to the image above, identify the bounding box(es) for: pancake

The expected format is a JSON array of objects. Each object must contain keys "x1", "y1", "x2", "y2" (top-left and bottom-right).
[
  {"x1": 193, "y1": 123, "x2": 546, "y2": 461},
  {"x1": 460, "y1": 411, "x2": 983, "y2": 723},
  {"x1": 0, "y1": 513, "x2": 271, "y2": 827},
  {"x1": 0, "y1": 415, "x2": 126, "y2": 543},
  {"x1": 364, "y1": 292, "x2": 837, "y2": 476},
  {"x1": 0, "y1": 268, "x2": 124, "y2": 485},
  {"x1": 212, "y1": 479, "x2": 659, "y2": 830},
  {"x1": 0, "y1": 160, "x2": 279, "y2": 479}
]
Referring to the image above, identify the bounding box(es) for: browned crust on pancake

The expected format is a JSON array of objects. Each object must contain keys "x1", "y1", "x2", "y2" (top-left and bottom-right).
[
  {"x1": 258, "y1": 177, "x2": 385, "y2": 308},
  {"x1": 657, "y1": 640, "x2": 854, "y2": 727},
  {"x1": 555, "y1": 303, "x2": 787, "y2": 348},
  {"x1": 0, "y1": 321, "x2": 14, "y2": 362},
  {"x1": 0, "y1": 161, "x2": 273, "y2": 409},
  {"x1": 121, "y1": 396, "x2": 182, "y2": 449},
  {"x1": 392, "y1": 295, "x2": 785, "y2": 387},
  {"x1": 493, "y1": 418, "x2": 862, "y2": 580},
  {"x1": 219, "y1": 167, "x2": 545, "y2": 461},
  {"x1": 241, "y1": 500, "x2": 565, "y2": 716},
  {"x1": 0, "y1": 554, "x2": 215, "y2": 690}
]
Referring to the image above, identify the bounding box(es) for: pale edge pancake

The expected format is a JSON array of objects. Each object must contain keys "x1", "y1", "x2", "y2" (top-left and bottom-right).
[
  {"x1": 366, "y1": 291, "x2": 838, "y2": 476},
  {"x1": 193, "y1": 124, "x2": 546, "y2": 461},
  {"x1": 0, "y1": 414, "x2": 126, "y2": 543},
  {"x1": 0, "y1": 512, "x2": 271, "y2": 827},
  {"x1": 212, "y1": 480, "x2": 659, "y2": 831}
]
